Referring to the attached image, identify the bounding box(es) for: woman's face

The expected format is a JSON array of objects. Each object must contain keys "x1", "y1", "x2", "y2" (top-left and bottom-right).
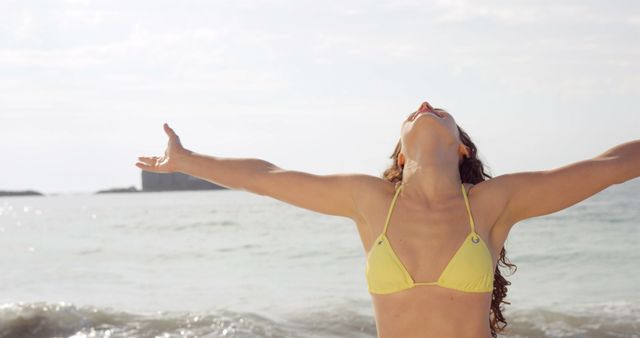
[{"x1": 400, "y1": 102, "x2": 461, "y2": 155}]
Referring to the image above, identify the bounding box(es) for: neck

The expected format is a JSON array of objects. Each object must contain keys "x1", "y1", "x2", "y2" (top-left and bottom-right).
[{"x1": 399, "y1": 152, "x2": 462, "y2": 206}]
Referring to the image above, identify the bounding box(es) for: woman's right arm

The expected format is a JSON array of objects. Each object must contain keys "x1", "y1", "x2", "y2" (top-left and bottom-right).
[{"x1": 136, "y1": 123, "x2": 380, "y2": 221}]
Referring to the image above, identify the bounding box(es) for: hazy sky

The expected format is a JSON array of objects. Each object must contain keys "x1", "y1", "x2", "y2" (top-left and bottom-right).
[{"x1": 1, "y1": 0, "x2": 638, "y2": 194}]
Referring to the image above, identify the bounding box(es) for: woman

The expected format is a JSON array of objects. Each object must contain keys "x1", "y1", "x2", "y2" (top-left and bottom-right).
[{"x1": 135, "y1": 101, "x2": 639, "y2": 338}]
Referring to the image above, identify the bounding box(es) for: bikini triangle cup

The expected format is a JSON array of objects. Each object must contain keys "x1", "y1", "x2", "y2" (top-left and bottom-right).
[{"x1": 365, "y1": 183, "x2": 495, "y2": 294}]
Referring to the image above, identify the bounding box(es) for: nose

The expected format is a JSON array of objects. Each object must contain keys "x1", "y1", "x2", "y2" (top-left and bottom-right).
[{"x1": 417, "y1": 101, "x2": 435, "y2": 113}]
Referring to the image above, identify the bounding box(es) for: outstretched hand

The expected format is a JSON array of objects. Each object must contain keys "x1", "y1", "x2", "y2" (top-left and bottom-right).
[{"x1": 135, "y1": 123, "x2": 189, "y2": 173}]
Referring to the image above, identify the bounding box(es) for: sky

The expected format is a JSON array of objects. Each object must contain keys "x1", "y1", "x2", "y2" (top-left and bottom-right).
[{"x1": 1, "y1": 0, "x2": 639, "y2": 194}]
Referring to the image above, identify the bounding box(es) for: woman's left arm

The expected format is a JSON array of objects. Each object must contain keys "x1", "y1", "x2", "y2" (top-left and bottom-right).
[{"x1": 491, "y1": 139, "x2": 640, "y2": 226}]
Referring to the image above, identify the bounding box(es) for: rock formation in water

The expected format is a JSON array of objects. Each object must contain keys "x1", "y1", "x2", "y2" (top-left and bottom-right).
[
  {"x1": 0, "y1": 190, "x2": 44, "y2": 196},
  {"x1": 141, "y1": 171, "x2": 226, "y2": 192},
  {"x1": 96, "y1": 186, "x2": 140, "y2": 194}
]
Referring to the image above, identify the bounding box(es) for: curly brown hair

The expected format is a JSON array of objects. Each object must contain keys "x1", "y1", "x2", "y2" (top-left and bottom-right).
[{"x1": 381, "y1": 113, "x2": 517, "y2": 338}]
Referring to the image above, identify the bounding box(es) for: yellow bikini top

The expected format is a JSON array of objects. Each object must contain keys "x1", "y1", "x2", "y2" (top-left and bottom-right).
[{"x1": 365, "y1": 183, "x2": 495, "y2": 294}]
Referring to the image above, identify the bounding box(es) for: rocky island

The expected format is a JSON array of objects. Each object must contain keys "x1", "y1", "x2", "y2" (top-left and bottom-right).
[
  {"x1": 141, "y1": 171, "x2": 226, "y2": 192},
  {"x1": 94, "y1": 172, "x2": 228, "y2": 194},
  {"x1": 95, "y1": 186, "x2": 141, "y2": 194},
  {"x1": 0, "y1": 190, "x2": 44, "y2": 197}
]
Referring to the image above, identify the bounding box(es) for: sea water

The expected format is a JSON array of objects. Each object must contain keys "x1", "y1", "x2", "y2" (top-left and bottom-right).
[{"x1": 1, "y1": 178, "x2": 639, "y2": 338}]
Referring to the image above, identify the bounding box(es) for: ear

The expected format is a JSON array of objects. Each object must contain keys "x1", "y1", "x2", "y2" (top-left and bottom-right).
[
  {"x1": 398, "y1": 153, "x2": 405, "y2": 167},
  {"x1": 459, "y1": 144, "x2": 471, "y2": 158}
]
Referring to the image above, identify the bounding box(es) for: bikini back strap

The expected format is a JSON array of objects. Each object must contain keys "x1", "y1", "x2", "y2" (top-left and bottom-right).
[
  {"x1": 382, "y1": 183, "x2": 403, "y2": 234},
  {"x1": 461, "y1": 183, "x2": 476, "y2": 233}
]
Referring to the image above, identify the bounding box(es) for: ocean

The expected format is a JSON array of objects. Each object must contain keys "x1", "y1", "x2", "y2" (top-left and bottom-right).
[{"x1": 1, "y1": 178, "x2": 639, "y2": 338}]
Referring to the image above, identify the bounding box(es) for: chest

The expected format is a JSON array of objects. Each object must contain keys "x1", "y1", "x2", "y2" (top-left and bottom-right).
[{"x1": 354, "y1": 189, "x2": 506, "y2": 266}]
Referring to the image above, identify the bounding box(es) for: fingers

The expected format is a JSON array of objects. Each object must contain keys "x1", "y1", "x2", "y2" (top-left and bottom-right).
[
  {"x1": 163, "y1": 123, "x2": 178, "y2": 139},
  {"x1": 135, "y1": 156, "x2": 162, "y2": 171},
  {"x1": 137, "y1": 156, "x2": 158, "y2": 165},
  {"x1": 135, "y1": 123, "x2": 178, "y2": 171},
  {"x1": 135, "y1": 162, "x2": 151, "y2": 170},
  {"x1": 135, "y1": 157, "x2": 163, "y2": 171}
]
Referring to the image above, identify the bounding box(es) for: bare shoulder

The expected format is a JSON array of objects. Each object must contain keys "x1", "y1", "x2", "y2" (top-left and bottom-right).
[
  {"x1": 250, "y1": 168, "x2": 391, "y2": 221},
  {"x1": 465, "y1": 177, "x2": 514, "y2": 251},
  {"x1": 350, "y1": 176, "x2": 517, "y2": 254},
  {"x1": 351, "y1": 177, "x2": 514, "y2": 254},
  {"x1": 475, "y1": 154, "x2": 624, "y2": 247},
  {"x1": 348, "y1": 175, "x2": 398, "y2": 251},
  {"x1": 350, "y1": 175, "x2": 397, "y2": 222}
]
